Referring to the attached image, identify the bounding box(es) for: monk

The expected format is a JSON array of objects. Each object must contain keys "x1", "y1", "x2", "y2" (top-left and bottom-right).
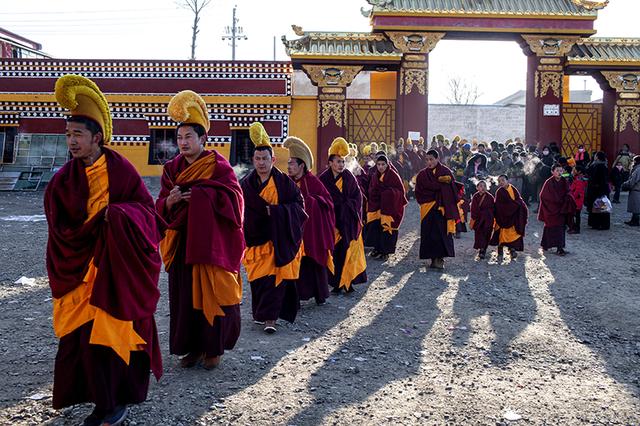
[
  {"x1": 364, "y1": 153, "x2": 408, "y2": 261},
  {"x1": 319, "y1": 137, "x2": 367, "y2": 293},
  {"x1": 157, "y1": 90, "x2": 244, "y2": 370},
  {"x1": 490, "y1": 174, "x2": 528, "y2": 259},
  {"x1": 241, "y1": 122, "x2": 307, "y2": 333},
  {"x1": 538, "y1": 163, "x2": 576, "y2": 256},
  {"x1": 470, "y1": 180, "x2": 495, "y2": 259},
  {"x1": 284, "y1": 136, "x2": 335, "y2": 305},
  {"x1": 415, "y1": 149, "x2": 460, "y2": 270},
  {"x1": 45, "y1": 75, "x2": 163, "y2": 426}
]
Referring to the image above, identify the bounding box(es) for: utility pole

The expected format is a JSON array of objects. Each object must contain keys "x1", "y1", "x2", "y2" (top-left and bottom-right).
[
  {"x1": 221, "y1": 5, "x2": 247, "y2": 61},
  {"x1": 273, "y1": 36, "x2": 276, "y2": 61}
]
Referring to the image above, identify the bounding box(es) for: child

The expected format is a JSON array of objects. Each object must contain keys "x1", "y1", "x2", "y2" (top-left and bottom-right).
[
  {"x1": 470, "y1": 180, "x2": 495, "y2": 259},
  {"x1": 569, "y1": 165, "x2": 587, "y2": 234},
  {"x1": 610, "y1": 161, "x2": 627, "y2": 204}
]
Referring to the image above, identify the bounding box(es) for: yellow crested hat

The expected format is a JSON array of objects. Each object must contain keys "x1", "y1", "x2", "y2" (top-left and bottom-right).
[
  {"x1": 249, "y1": 122, "x2": 271, "y2": 148},
  {"x1": 283, "y1": 136, "x2": 313, "y2": 170},
  {"x1": 418, "y1": 137, "x2": 425, "y2": 145},
  {"x1": 167, "y1": 90, "x2": 210, "y2": 132},
  {"x1": 397, "y1": 137, "x2": 404, "y2": 148},
  {"x1": 54, "y1": 74, "x2": 112, "y2": 143},
  {"x1": 362, "y1": 144, "x2": 372, "y2": 156},
  {"x1": 379, "y1": 142, "x2": 388, "y2": 154},
  {"x1": 349, "y1": 143, "x2": 358, "y2": 158},
  {"x1": 370, "y1": 142, "x2": 379, "y2": 154},
  {"x1": 328, "y1": 137, "x2": 350, "y2": 157}
]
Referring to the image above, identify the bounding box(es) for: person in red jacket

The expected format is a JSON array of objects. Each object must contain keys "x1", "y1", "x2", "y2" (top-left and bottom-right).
[{"x1": 568, "y1": 165, "x2": 588, "y2": 234}]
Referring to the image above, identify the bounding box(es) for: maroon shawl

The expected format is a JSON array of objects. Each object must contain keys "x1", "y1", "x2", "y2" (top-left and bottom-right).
[
  {"x1": 156, "y1": 150, "x2": 245, "y2": 273},
  {"x1": 319, "y1": 168, "x2": 363, "y2": 243},
  {"x1": 295, "y1": 171, "x2": 335, "y2": 267},
  {"x1": 494, "y1": 185, "x2": 528, "y2": 235},
  {"x1": 538, "y1": 176, "x2": 575, "y2": 227},
  {"x1": 368, "y1": 166, "x2": 408, "y2": 228},
  {"x1": 415, "y1": 162, "x2": 460, "y2": 220},
  {"x1": 470, "y1": 191, "x2": 495, "y2": 231},
  {"x1": 45, "y1": 148, "x2": 163, "y2": 322},
  {"x1": 241, "y1": 167, "x2": 307, "y2": 267}
]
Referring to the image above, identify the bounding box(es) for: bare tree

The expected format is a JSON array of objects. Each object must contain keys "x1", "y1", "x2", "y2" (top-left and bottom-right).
[
  {"x1": 179, "y1": 0, "x2": 213, "y2": 60},
  {"x1": 447, "y1": 76, "x2": 482, "y2": 105}
]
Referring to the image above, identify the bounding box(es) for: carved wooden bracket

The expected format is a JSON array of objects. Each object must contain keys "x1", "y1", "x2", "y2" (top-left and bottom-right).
[
  {"x1": 522, "y1": 35, "x2": 580, "y2": 57},
  {"x1": 301, "y1": 65, "x2": 363, "y2": 88},
  {"x1": 602, "y1": 71, "x2": 640, "y2": 93},
  {"x1": 385, "y1": 32, "x2": 445, "y2": 54}
]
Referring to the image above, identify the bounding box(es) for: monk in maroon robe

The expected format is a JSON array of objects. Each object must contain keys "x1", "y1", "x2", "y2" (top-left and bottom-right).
[
  {"x1": 46, "y1": 75, "x2": 162, "y2": 426},
  {"x1": 538, "y1": 164, "x2": 576, "y2": 256},
  {"x1": 319, "y1": 138, "x2": 367, "y2": 293},
  {"x1": 490, "y1": 174, "x2": 528, "y2": 259},
  {"x1": 157, "y1": 134, "x2": 244, "y2": 369},
  {"x1": 470, "y1": 180, "x2": 495, "y2": 259},
  {"x1": 284, "y1": 136, "x2": 335, "y2": 305},
  {"x1": 415, "y1": 149, "x2": 460, "y2": 269},
  {"x1": 364, "y1": 154, "x2": 408, "y2": 261},
  {"x1": 241, "y1": 142, "x2": 307, "y2": 333}
]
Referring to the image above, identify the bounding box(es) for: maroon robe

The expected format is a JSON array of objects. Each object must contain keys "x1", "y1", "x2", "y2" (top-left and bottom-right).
[
  {"x1": 470, "y1": 191, "x2": 495, "y2": 250},
  {"x1": 319, "y1": 168, "x2": 367, "y2": 289},
  {"x1": 489, "y1": 184, "x2": 528, "y2": 251},
  {"x1": 44, "y1": 148, "x2": 163, "y2": 410},
  {"x1": 407, "y1": 150, "x2": 422, "y2": 176},
  {"x1": 295, "y1": 171, "x2": 335, "y2": 304},
  {"x1": 156, "y1": 150, "x2": 244, "y2": 358},
  {"x1": 415, "y1": 162, "x2": 459, "y2": 259},
  {"x1": 538, "y1": 176, "x2": 575, "y2": 250},
  {"x1": 364, "y1": 166, "x2": 407, "y2": 254},
  {"x1": 241, "y1": 167, "x2": 307, "y2": 322}
]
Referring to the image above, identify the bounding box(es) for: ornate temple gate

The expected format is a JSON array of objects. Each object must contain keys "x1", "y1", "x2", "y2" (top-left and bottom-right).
[
  {"x1": 561, "y1": 103, "x2": 602, "y2": 157},
  {"x1": 346, "y1": 100, "x2": 395, "y2": 147},
  {"x1": 283, "y1": 0, "x2": 639, "y2": 169}
]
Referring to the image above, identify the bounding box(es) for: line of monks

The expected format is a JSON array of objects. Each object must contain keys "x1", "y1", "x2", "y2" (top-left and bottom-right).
[{"x1": 43, "y1": 75, "x2": 572, "y2": 426}]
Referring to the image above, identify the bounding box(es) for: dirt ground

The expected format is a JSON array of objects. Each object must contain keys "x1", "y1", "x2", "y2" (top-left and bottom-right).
[{"x1": 0, "y1": 178, "x2": 638, "y2": 426}]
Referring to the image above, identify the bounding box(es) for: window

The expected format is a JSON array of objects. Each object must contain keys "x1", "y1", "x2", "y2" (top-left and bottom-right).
[
  {"x1": 13, "y1": 134, "x2": 68, "y2": 167},
  {"x1": 149, "y1": 128, "x2": 178, "y2": 165},
  {"x1": 0, "y1": 127, "x2": 17, "y2": 164}
]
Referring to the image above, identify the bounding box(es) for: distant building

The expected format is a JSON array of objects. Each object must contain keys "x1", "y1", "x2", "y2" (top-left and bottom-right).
[
  {"x1": 494, "y1": 90, "x2": 594, "y2": 106},
  {"x1": 0, "y1": 28, "x2": 51, "y2": 59}
]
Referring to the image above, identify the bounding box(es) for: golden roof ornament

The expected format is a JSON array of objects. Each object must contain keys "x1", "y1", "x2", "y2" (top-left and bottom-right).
[
  {"x1": 291, "y1": 25, "x2": 304, "y2": 36},
  {"x1": 571, "y1": 0, "x2": 609, "y2": 10}
]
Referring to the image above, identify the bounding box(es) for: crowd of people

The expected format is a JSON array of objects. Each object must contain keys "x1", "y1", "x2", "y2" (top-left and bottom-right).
[{"x1": 43, "y1": 74, "x2": 639, "y2": 426}]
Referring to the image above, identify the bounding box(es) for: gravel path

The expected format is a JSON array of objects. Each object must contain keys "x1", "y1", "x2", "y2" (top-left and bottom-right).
[{"x1": 0, "y1": 180, "x2": 638, "y2": 425}]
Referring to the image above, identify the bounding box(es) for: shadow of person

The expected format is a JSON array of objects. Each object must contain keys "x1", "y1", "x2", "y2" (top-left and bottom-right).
[
  {"x1": 451, "y1": 251, "x2": 536, "y2": 367},
  {"x1": 286, "y1": 237, "x2": 447, "y2": 425},
  {"x1": 543, "y1": 209, "x2": 640, "y2": 398}
]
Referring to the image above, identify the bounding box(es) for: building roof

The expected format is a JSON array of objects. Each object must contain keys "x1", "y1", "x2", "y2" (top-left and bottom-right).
[
  {"x1": 568, "y1": 38, "x2": 640, "y2": 66},
  {"x1": 282, "y1": 27, "x2": 402, "y2": 61},
  {"x1": 363, "y1": 0, "x2": 605, "y2": 17}
]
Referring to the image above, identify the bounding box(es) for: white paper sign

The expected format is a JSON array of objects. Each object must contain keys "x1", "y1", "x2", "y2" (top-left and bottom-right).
[
  {"x1": 407, "y1": 131, "x2": 421, "y2": 141},
  {"x1": 543, "y1": 104, "x2": 560, "y2": 116}
]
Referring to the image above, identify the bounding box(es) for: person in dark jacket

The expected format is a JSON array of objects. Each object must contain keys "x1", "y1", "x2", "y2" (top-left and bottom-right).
[
  {"x1": 585, "y1": 151, "x2": 610, "y2": 230},
  {"x1": 610, "y1": 161, "x2": 627, "y2": 204}
]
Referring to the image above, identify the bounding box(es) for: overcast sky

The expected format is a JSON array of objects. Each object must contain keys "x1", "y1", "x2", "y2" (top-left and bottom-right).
[{"x1": 4, "y1": 0, "x2": 639, "y2": 104}]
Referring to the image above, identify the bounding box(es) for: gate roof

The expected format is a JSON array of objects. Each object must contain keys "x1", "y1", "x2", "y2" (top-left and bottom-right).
[{"x1": 568, "y1": 38, "x2": 640, "y2": 68}]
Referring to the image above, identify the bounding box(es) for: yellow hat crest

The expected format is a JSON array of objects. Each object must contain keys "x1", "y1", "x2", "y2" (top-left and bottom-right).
[
  {"x1": 168, "y1": 90, "x2": 210, "y2": 132},
  {"x1": 379, "y1": 142, "x2": 388, "y2": 154},
  {"x1": 349, "y1": 143, "x2": 358, "y2": 158},
  {"x1": 362, "y1": 144, "x2": 372, "y2": 156},
  {"x1": 249, "y1": 122, "x2": 271, "y2": 148},
  {"x1": 328, "y1": 137, "x2": 350, "y2": 158},
  {"x1": 54, "y1": 74, "x2": 112, "y2": 144},
  {"x1": 283, "y1": 136, "x2": 313, "y2": 170}
]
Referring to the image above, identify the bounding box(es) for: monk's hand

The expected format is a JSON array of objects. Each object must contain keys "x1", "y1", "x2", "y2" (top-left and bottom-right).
[
  {"x1": 181, "y1": 190, "x2": 192, "y2": 203},
  {"x1": 166, "y1": 186, "x2": 182, "y2": 209},
  {"x1": 437, "y1": 175, "x2": 452, "y2": 184}
]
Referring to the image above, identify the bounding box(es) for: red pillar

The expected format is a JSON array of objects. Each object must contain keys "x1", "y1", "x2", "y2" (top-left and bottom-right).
[
  {"x1": 316, "y1": 92, "x2": 347, "y2": 172},
  {"x1": 600, "y1": 71, "x2": 640, "y2": 162},
  {"x1": 525, "y1": 54, "x2": 565, "y2": 149},
  {"x1": 396, "y1": 54, "x2": 428, "y2": 141}
]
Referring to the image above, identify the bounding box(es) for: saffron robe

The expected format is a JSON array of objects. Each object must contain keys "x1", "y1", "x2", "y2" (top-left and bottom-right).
[
  {"x1": 538, "y1": 176, "x2": 575, "y2": 250},
  {"x1": 364, "y1": 166, "x2": 407, "y2": 255},
  {"x1": 241, "y1": 167, "x2": 307, "y2": 322},
  {"x1": 470, "y1": 191, "x2": 495, "y2": 250},
  {"x1": 415, "y1": 163, "x2": 460, "y2": 259},
  {"x1": 319, "y1": 168, "x2": 367, "y2": 290},
  {"x1": 294, "y1": 171, "x2": 335, "y2": 304},
  {"x1": 44, "y1": 148, "x2": 163, "y2": 410},
  {"x1": 490, "y1": 184, "x2": 528, "y2": 251},
  {"x1": 156, "y1": 150, "x2": 244, "y2": 357}
]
